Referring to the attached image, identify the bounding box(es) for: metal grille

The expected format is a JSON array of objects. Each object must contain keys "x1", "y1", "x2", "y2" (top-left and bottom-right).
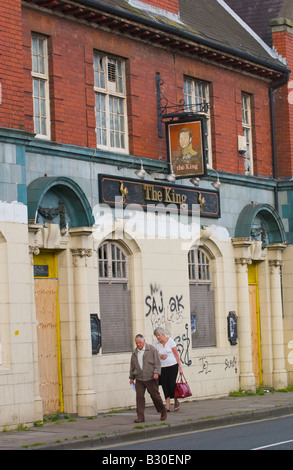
[
  {"x1": 98, "y1": 242, "x2": 132, "y2": 354},
  {"x1": 188, "y1": 248, "x2": 216, "y2": 348},
  {"x1": 99, "y1": 283, "x2": 132, "y2": 354},
  {"x1": 190, "y1": 284, "x2": 216, "y2": 348}
]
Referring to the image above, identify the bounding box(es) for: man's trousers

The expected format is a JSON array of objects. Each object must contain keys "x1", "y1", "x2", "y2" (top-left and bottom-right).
[{"x1": 135, "y1": 378, "x2": 166, "y2": 420}]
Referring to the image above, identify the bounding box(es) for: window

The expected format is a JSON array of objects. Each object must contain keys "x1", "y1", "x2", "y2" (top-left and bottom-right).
[
  {"x1": 98, "y1": 242, "x2": 132, "y2": 353},
  {"x1": 242, "y1": 92, "x2": 253, "y2": 175},
  {"x1": 188, "y1": 247, "x2": 216, "y2": 348},
  {"x1": 184, "y1": 78, "x2": 212, "y2": 166},
  {"x1": 31, "y1": 34, "x2": 50, "y2": 139},
  {"x1": 94, "y1": 53, "x2": 128, "y2": 152}
]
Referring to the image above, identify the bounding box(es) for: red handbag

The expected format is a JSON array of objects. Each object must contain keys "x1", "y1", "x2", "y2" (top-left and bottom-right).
[{"x1": 174, "y1": 373, "x2": 192, "y2": 399}]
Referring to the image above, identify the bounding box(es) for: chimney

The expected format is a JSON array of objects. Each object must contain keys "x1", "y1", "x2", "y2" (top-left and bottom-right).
[{"x1": 130, "y1": 0, "x2": 180, "y2": 16}]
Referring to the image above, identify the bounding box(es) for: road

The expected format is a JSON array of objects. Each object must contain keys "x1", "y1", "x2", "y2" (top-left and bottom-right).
[{"x1": 94, "y1": 414, "x2": 293, "y2": 451}]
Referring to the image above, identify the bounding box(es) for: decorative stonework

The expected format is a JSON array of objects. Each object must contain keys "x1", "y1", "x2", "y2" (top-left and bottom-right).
[
  {"x1": 29, "y1": 246, "x2": 40, "y2": 256},
  {"x1": 235, "y1": 257, "x2": 252, "y2": 272},
  {"x1": 269, "y1": 259, "x2": 283, "y2": 274},
  {"x1": 71, "y1": 248, "x2": 92, "y2": 266}
]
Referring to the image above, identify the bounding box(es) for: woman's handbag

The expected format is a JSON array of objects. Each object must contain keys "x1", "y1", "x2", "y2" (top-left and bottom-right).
[{"x1": 174, "y1": 373, "x2": 192, "y2": 399}]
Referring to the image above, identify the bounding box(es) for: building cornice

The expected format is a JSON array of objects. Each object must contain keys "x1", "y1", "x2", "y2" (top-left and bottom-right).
[{"x1": 22, "y1": 0, "x2": 288, "y2": 81}]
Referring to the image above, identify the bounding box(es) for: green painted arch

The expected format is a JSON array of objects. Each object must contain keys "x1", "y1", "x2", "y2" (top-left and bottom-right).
[
  {"x1": 27, "y1": 176, "x2": 94, "y2": 227},
  {"x1": 234, "y1": 203, "x2": 286, "y2": 244}
]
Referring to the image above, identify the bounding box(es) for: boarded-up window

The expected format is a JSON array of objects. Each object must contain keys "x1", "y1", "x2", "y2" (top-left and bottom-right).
[
  {"x1": 188, "y1": 248, "x2": 216, "y2": 348},
  {"x1": 98, "y1": 242, "x2": 132, "y2": 354}
]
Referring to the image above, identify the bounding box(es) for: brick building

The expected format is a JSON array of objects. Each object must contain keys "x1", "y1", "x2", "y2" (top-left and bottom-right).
[
  {"x1": 0, "y1": 0, "x2": 292, "y2": 427},
  {"x1": 225, "y1": 0, "x2": 293, "y2": 231}
]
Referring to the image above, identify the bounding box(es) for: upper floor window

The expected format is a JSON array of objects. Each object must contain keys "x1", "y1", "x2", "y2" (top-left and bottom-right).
[
  {"x1": 94, "y1": 53, "x2": 128, "y2": 152},
  {"x1": 242, "y1": 92, "x2": 253, "y2": 175},
  {"x1": 31, "y1": 34, "x2": 50, "y2": 139},
  {"x1": 184, "y1": 78, "x2": 212, "y2": 167}
]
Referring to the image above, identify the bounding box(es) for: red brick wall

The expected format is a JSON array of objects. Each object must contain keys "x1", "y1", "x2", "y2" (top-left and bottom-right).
[
  {"x1": 19, "y1": 6, "x2": 274, "y2": 176},
  {"x1": 272, "y1": 29, "x2": 293, "y2": 177},
  {"x1": 0, "y1": 0, "x2": 25, "y2": 130}
]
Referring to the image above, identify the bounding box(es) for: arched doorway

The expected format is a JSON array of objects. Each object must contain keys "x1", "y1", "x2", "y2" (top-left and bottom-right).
[
  {"x1": 234, "y1": 203, "x2": 287, "y2": 389},
  {"x1": 234, "y1": 203, "x2": 286, "y2": 247},
  {"x1": 27, "y1": 176, "x2": 94, "y2": 414}
]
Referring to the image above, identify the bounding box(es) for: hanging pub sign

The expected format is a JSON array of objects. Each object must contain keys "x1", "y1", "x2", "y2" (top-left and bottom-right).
[
  {"x1": 166, "y1": 116, "x2": 207, "y2": 179},
  {"x1": 98, "y1": 174, "x2": 220, "y2": 218}
]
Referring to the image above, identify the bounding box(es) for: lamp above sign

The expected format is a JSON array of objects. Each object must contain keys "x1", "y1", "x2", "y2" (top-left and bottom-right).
[{"x1": 166, "y1": 116, "x2": 207, "y2": 179}]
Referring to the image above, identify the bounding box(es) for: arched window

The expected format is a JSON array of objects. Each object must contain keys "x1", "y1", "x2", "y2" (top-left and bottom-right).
[
  {"x1": 98, "y1": 241, "x2": 132, "y2": 354},
  {"x1": 188, "y1": 247, "x2": 216, "y2": 348}
]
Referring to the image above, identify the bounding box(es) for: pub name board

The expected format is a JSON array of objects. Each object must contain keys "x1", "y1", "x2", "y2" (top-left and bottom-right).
[{"x1": 98, "y1": 175, "x2": 220, "y2": 218}]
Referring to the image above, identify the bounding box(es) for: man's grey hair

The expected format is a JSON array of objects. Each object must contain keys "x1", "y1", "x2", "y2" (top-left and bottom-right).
[{"x1": 135, "y1": 334, "x2": 145, "y2": 340}]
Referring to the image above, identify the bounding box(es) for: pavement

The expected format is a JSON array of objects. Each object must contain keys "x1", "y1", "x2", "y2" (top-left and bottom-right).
[{"x1": 1, "y1": 391, "x2": 293, "y2": 450}]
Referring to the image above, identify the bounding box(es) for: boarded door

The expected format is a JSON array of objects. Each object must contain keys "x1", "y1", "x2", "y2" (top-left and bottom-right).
[
  {"x1": 248, "y1": 263, "x2": 262, "y2": 388},
  {"x1": 34, "y1": 252, "x2": 63, "y2": 414}
]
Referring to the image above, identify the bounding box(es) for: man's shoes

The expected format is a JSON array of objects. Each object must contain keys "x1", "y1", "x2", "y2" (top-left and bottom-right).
[
  {"x1": 134, "y1": 418, "x2": 145, "y2": 423},
  {"x1": 160, "y1": 410, "x2": 167, "y2": 421}
]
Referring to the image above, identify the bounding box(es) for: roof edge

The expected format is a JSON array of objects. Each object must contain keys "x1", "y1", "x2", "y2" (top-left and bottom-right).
[
  {"x1": 77, "y1": 0, "x2": 289, "y2": 72},
  {"x1": 22, "y1": 0, "x2": 290, "y2": 75},
  {"x1": 217, "y1": 0, "x2": 288, "y2": 66}
]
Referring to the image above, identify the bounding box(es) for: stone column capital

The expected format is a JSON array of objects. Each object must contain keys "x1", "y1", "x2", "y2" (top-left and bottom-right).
[
  {"x1": 269, "y1": 259, "x2": 284, "y2": 274},
  {"x1": 71, "y1": 248, "x2": 93, "y2": 267},
  {"x1": 235, "y1": 257, "x2": 252, "y2": 265},
  {"x1": 235, "y1": 257, "x2": 252, "y2": 272}
]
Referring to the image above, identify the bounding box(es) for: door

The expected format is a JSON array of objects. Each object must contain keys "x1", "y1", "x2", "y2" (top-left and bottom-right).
[
  {"x1": 34, "y1": 251, "x2": 63, "y2": 414},
  {"x1": 248, "y1": 263, "x2": 262, "y2": 388}
]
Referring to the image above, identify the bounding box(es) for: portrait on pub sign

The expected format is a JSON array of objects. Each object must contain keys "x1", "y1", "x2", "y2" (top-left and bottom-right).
[{"x1": 166, "y1": 118, "x2": 207, "y2": 178}]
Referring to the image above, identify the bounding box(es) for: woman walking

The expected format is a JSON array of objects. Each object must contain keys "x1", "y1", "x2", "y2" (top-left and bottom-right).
[{"x1": 154, "y1": 327, "x2": 183, "y2": 412}]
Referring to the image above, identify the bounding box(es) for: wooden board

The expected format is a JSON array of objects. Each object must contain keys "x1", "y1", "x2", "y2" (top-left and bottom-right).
[
  {"x1": 35, "y1": 279, "x2": 60, "y2": 414},
  {"x1": 249, "y1": 285, "x2": 260, "y2": 387}
]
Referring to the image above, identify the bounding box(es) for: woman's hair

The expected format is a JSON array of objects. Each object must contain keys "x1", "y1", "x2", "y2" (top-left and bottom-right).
[{"x1": 153, "y1": 327, "x2": 166, "y2": 336}]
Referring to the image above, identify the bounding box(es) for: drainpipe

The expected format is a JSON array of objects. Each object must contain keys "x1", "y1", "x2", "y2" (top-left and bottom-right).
[{"x1": 269, "y1": 70, "x2": 290, "y2": 210}]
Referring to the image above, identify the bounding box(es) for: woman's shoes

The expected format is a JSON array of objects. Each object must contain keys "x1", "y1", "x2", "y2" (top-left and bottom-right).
[{"x1": 174, "y1": 399, "x2": 180, "y2": 411}]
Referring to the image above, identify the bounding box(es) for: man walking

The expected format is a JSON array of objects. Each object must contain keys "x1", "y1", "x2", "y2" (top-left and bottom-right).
[{"x1": 130, "y1": 334, "x2": 167, "y2": 423}]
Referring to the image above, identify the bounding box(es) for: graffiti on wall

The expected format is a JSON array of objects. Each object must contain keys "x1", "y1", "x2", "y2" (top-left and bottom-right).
[
  {"x1": 224, "y1": 356, "x2": 238, "y2": 374},
  {"x1": 198, "y1": 356, "x2": 238, "y2": 375},
  {"x1": 198, "y1": 356, "x2": 211, "y2": 374},
  {"x1": 174, "y1": 323, "x2": 192, "y2": 367},
  {"x1": 145, "y1": 284, "x2": 192, "y2": 366},
  {"x1": 145, "y1": 284, "x2": 239, "y2": 373},
  {"x1": 145, "y1": 283, "x2": 184, "y2": 330}
]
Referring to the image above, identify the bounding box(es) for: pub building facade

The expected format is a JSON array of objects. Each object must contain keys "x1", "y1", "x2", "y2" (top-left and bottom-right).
[{"x1": 0, "y1": 0, "x2": 293, "y2": 427}]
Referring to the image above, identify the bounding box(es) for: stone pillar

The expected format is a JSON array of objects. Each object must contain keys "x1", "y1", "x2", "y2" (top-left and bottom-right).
[
  {"x1": 70, "y1": 227, "x2": 97, "y2": 417},
  {"x1": 268, "y1": 244, "x2": 288, "y2": 390},
  {"x1": 233, "y1": 238, "x2": 256, "y2": 392}
]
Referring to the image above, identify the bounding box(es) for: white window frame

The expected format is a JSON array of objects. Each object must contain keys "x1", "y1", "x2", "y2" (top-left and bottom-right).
[
  {"x1": 31, "y1": 34, "x2": 51, "y2": 139},
  {"x1": 184, "y1": 77, "x2": 212, "y2": 167},
  {"x1": 242, "y1": 92, "x2": 253, "y2": 175},
  {"x1": 98, "y1": 241, "x2": 128, "y2": 284},
  {"x1": 94, "y1": 52, "x2": 128, "y2": 153},
  {"x1": 188, "y1": 247, "x2": 211, "y2": 285}
]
